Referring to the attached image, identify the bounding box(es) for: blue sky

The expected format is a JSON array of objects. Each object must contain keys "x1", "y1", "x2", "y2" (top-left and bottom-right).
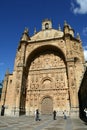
[{"x1": 0, "y1": 0, "x2": 87, "y2": 82}]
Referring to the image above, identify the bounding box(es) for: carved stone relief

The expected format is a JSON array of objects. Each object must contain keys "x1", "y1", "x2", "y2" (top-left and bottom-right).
[
  {"x1": 30, "y1": 53, "x2": 65, "y2": 70},
  {"x1": 26, "y1": 51, "x2": 69, "y2": 112},
  {"x1": 69, "y1": 67, "x2": 75, "y2": 87},
  {"x1": 72, "y1": 43, "x2": 78, "y2": 50}
]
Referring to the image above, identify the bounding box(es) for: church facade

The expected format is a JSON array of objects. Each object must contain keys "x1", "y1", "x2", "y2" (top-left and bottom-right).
[{"x1": 1, "y1": 19, "x2": 85, "y2": 117}]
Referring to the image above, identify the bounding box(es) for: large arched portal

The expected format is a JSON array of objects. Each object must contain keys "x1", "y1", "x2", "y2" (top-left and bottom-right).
[
  {"x1": 25, "y1": 45, "x2": 69, "y2": 116},
  {"x1": 41, "y1": 97, "x2": 53, "y2": 114}
]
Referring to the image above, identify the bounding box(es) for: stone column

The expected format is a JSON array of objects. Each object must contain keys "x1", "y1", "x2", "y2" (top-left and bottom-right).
[
  {"x1": 67, "y1": 59, "x2": 79, "y2": 117},
  {"x1": 11, "y1": 43, "x2": 26, "y2": 116}
]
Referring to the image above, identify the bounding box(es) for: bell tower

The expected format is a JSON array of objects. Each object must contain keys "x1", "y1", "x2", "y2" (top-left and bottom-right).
[{"x1": 42, "y1": 19, "x2": 52, "y2": 30}]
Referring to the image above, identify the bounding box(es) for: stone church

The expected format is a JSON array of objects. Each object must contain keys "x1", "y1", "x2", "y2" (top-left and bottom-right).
[{"x1": 1, "y1": 19, "x2": 85, "y2": 117}]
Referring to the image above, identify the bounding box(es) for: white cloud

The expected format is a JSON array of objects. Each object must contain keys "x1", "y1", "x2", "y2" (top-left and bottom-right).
[
  {"x1": 71, "y1": 0, "x2": 87, "y2": 14},
  {"x1": 83, "y1": 46, "x2": 87, "y2": 61},
  {"x1": 83, "y1": 46, "x2": 87, "y2": 50}
]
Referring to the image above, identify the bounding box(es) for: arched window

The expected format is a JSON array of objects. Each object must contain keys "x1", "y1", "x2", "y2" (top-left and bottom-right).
[{"x1": 45, "y1": 23, "x2": 49, "y2": 29}]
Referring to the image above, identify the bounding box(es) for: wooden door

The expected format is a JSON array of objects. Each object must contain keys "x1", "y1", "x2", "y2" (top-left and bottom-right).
[{"x1": 41, "y1": 97, "x2": 53, "y2": 114}]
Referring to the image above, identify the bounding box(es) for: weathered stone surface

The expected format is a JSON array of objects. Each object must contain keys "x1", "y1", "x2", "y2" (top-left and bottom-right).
[{"x1": 1, "y1": 19, "x2": 85, "y2": 117}]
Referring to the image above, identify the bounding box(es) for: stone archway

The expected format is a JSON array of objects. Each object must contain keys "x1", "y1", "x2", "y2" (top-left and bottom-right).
[
  {"x1": 25, "y1": 45, "x2": 67, "y2": 116},
  {"x1": 41, "y1": 97, "x2": 53, "y2": 115}
]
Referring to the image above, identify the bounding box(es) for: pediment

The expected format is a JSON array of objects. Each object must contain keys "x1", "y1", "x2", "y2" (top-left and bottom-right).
[{"x1": 30, "y1": 29, "x2": 63, "y2": 41}]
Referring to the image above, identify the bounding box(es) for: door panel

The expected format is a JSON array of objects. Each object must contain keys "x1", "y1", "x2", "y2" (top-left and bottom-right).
[{"x1": 41, "y1": 97, "x2": 53, "y2": 114}]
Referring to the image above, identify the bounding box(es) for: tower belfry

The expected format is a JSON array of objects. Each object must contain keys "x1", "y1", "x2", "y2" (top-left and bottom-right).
[{"x1": 42, "y1": 19, "x2": 52, "y2": 30}]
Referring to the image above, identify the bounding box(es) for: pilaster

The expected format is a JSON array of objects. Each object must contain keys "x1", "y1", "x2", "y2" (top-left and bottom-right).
[{"x1": 66, "y1": 58, "x2": 79, "y2": 117}]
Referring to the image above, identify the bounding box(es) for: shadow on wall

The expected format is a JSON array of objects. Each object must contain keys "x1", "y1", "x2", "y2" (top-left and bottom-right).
[
  {"x1": 0, "y1": 82, "x2": 2, "y2": 104},
  {"x1": 78, "y1": 67, "x2": 87, "y2": 122}
]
